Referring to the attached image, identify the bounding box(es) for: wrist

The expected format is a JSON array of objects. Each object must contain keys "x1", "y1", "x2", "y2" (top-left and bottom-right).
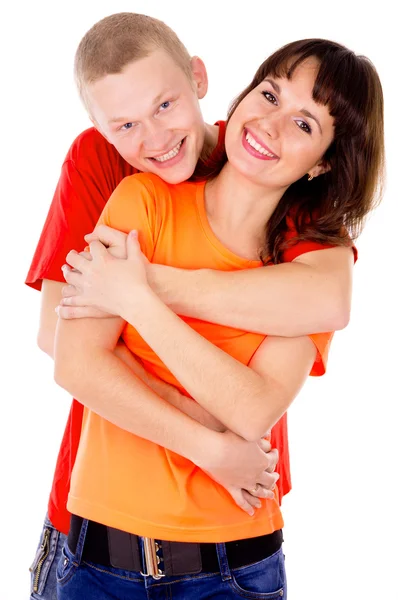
[
  {"x1": 120, "y1": 285, "x2": 159, "y2": 323},
  {"x1": 190, "y1": 428, "x2": 225, "y2": 468},
  {"x1": 148, "y1": 264, "x2": 181, "y2": 309}
]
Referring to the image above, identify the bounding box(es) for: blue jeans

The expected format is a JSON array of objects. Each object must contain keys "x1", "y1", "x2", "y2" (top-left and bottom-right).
[
  {"x1": 56, "y1": 519, "x2": 287, "y2": 599},
  {"x1": 30, "y1": 514, "x2": 67, "y2": 600}
]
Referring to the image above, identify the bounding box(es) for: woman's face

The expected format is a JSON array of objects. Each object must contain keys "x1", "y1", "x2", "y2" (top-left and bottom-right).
[{"x1": 225, "y1": 58, "x2": 335, "y2": 190}]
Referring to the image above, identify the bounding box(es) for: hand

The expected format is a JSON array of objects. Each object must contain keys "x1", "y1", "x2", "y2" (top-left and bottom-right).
[
  {"x1": 59, "y1": 231, "x2": 151, "y2": 318},
  {"x1": 197, "y1": 430, "x2": 279, "y2": 516},
  {"x1": 85, "y1": 225, "x2": 149, "y2": 265},
  {"x1": 84, "y1": 225, "x2": 128, "y2": 259}
]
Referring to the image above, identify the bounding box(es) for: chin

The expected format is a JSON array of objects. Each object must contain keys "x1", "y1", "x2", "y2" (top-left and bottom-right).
[{"x1": 160, "y1": 166, "x2": 195, "y2": 185}]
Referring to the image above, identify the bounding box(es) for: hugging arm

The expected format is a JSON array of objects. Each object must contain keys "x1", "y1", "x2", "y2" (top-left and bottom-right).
[
  {"x1": 63, "y1": 224, "x2": 353, "y2": 335},
  {"x1": 63, "y1": 234, "x2": 321, "y2": 443},
  {"x1": 53, "y1": 314, "x2": 279, "y2": 514}
]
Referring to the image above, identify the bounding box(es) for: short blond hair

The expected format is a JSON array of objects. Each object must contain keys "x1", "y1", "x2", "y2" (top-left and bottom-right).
[{"x1": 75, "y1": 12, "x2": 192, "y2": 108}]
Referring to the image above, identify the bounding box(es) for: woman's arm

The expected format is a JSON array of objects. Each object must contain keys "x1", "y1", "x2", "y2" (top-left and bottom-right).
[
  {"x1": 122, "y1": 291, "x2": 317, "y2": 442},
  {"x1": 53, "y1": 311, "x2": 279, "y2": 514},
  {"x1": 114, "y1": 340, "x2": 226, "y2": 431},
  {"x1": 61, "y1": 232, "x2": 320, "y2": 442}
]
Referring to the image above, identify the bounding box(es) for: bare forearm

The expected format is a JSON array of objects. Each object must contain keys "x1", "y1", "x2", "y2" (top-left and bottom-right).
[
  {"x1": 114, "y1": 342, "x2": 226, "y2": 431},
  {"x1": 54, "y1": 344, "x2": 218, "y2": 464},
  {"x1": 123, "y1": 293, "x2": 276, "y2": 440},
  {"x1": 150, "y1": 249, "x2": 352, "y2": 336}
]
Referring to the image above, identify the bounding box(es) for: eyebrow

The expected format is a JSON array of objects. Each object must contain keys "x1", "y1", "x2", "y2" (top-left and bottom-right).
[
  {"x1": 263, "y1": 78, "x2": 323, "y2": 134},
  {"x1": 264, "y1": 78, "x2": 281, "y2": 94},
  {"x1": 108, "y1": 91, "x2": 171, "y2": 125}
]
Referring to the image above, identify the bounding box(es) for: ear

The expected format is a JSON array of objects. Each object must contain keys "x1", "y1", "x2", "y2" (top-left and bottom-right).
[
  {"x1": 308, "y1": 159, "x2": 331, "y2": 179},
  {"x1": 190, "y1": 56, "x2": 208, "y2": 100}
]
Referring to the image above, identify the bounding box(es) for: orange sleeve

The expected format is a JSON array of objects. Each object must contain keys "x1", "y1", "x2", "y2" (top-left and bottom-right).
[
  {"x1": 308, "y1": 331, "x2": 334, "y2": 376},
  {"x1": 97, "y1": 173, "x2": 160, "y2": 260}
]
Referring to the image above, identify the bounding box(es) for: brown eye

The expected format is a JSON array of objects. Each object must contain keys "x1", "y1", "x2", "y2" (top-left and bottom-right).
[
  {"x1": 296, "y1": 120, "x2": 312, "y2": 134},
  {"x1": 261, "y1": 91, "x2": 277, "y2": 105}
]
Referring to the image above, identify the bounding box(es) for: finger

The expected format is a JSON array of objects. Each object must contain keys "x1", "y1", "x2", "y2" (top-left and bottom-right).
[
  {"x1": 228, "y1": 488, "x2": 256, "y2": 516},
  {"x1": 60, "y1": 295, "x2": 88, "y2": 307},
  {"x1": 62, "y1": 285, "x2": 79, "y2": 298},
  {"x1": 65, "y1": 250, "x2": 91, "y2": 272},
  {"x1": 258, "y1": 438, "x2": 272, "y2": 453},
  {"x1": 241, "y1": 490, "x2": 262, "y2": 509},
  {"x1": 78, "y1": 250, "x2": 92, "y2": 261},
  {"x1": 61, "y1": 265, "x2": 83, "y2": 287},
  {"x1": 248, "y1": 485, "x2": 275, "y2": 501},
  {"x1": 257, "y1": 471, "x2": 280, "y2": 494},
  {"x1": 89, "y1": 239, "x2": 108, "y2": 258},
  {"x1": 126, "y1": 230, "x2": 142, "y2": 258},
  {"x1": 265, "y1": 448, "x2": 279, "y2": 473},
  {"x1": 56, "y1": 305, "x2": 113, "y2": 320},
  {"x1": 85, "y1": 225, "x2": 127, "y2": 248}
]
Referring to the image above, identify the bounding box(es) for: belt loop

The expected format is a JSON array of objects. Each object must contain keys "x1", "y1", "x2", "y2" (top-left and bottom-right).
[
  {"x1": 73, "y1": 519, "x2": 89, "y2": 565},
  {"x1": 216, "y1": 543, "x2": 232, "y2": 581}
]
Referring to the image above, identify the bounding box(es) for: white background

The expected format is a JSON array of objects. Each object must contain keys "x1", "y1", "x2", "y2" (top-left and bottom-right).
[{"x1": 1, "y1": 1, "x2": 397, "y2": 599}]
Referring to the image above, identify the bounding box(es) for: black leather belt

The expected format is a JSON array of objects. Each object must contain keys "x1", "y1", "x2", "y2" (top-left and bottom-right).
[{"x1": 68, "y1": 515, "x2": 283, "y2": 578}]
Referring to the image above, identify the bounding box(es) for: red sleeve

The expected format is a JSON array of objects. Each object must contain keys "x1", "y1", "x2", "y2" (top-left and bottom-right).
[
  {"x1": 282, "y1": 216, "x2": 358, "y2": 263},
  {"x1": 308, "y1": 332, "x2": 334, "y2": 376},
  {"x1": 25, "y1": 128, "x2": 135, "y2": 290},
  {"x1": 280, "y1": 218, "x2": 356, "y2": 377}
]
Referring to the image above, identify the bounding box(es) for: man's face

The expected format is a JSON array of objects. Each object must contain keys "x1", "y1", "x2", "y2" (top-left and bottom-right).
[{"x1": 86, "y1": 50, "x2": 208, "y2": 183}]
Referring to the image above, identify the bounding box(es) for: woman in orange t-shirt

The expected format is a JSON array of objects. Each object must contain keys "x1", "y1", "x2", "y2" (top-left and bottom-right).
[{"x1": 55, "y1": 39, "x2": 384, "y2": 599}]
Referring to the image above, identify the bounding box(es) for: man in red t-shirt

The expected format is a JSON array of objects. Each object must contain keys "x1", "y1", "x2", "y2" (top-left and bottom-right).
[{"x1": 27, "y1": 13, "x2": 354, "y2": 600}]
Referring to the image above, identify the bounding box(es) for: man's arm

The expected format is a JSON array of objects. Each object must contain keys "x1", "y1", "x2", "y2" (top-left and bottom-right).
[
  {"x1": 37, "y1": 280, "x2": 64, "y2": 357},
  {"x1": 149, "y1": 246, "x2": 353, "y2": 335},
  {"x1": 38, "y1": 280, "x2": 225, "y2": 431},
  {"x1": 61, "y1": 234, "x2": 321, "y2": 443},
  {"x1": 53, "y1": 315, "x2": 279, "y2": 513},
  {"x1": 80, "y1": 226, "x2": 354, "y2": 336}
]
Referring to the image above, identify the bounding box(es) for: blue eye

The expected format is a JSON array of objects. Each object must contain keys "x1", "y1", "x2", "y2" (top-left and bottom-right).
[
  {"x1": 160, "y1": 101, "x2": 171, "y2": 110},
  {"x1": 262, "y1": 91, "x2": 277, "y2": 105},
  {"x1": 121, "y1": 123, "x2": 134, "y2": 131}
]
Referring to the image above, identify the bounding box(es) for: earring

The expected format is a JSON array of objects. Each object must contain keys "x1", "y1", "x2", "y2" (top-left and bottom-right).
[{"x1": 307, "y1": 174, "x2": 314, "y2": 181}]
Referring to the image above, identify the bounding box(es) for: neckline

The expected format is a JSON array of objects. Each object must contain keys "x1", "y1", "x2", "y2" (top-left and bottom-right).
[{"x1": 195, "y1": 182, "x2": 263, "y2": 268}]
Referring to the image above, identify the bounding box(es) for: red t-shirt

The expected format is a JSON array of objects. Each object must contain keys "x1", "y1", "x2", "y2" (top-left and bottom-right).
[{"x1": 26, "y1": 123, "x2": 338, "y2": 535}]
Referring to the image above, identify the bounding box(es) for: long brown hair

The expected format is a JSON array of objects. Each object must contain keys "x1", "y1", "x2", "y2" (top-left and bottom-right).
[{"x1": 196, "y1": 39, "x2": 385, "y2": 264}]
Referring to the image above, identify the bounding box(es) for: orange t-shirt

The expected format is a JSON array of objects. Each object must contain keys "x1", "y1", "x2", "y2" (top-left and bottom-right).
[{"x1": 67, "y1": 173, "x2": 332, "y2": 542}]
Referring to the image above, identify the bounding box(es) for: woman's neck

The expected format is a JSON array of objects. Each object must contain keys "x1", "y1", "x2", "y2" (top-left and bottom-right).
[{"x1": 204, "y1": 163, "x2": 286, "y2": 260}]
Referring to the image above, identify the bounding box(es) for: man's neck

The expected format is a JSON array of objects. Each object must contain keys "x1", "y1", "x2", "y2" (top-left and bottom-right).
[{"x1": 200, "y1": 123, "x2": 220, "y2": 162}]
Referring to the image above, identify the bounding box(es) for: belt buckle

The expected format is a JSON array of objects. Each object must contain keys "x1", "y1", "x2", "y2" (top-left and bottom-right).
[{"x1": 140, "y1": 537, "x2": 165, "y2": 580}]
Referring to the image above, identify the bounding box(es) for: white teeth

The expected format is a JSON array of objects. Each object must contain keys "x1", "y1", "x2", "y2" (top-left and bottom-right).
[
  {"x1": 245, "y1": 132, "x2": 275, "y2": 157},
  {"x1": 153, "y1": 140, "x2": 183, "y2": 162}
]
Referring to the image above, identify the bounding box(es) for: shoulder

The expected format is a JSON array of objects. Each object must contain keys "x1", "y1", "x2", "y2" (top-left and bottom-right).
[
  {"x1": 113, "y1": 172, "x2": 171, "y2": 197},
  {"x1": 282, "y1": 214, "x2": 337, "y2": 263}
]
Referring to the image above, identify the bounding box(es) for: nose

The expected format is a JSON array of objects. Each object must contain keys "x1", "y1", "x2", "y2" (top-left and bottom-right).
[
  {"x1": 141, "y1": 120, "x2": 174, "y2": 154},
  {"x1": 259, "y1": 112, "x2": 281, "y2": 140}
]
